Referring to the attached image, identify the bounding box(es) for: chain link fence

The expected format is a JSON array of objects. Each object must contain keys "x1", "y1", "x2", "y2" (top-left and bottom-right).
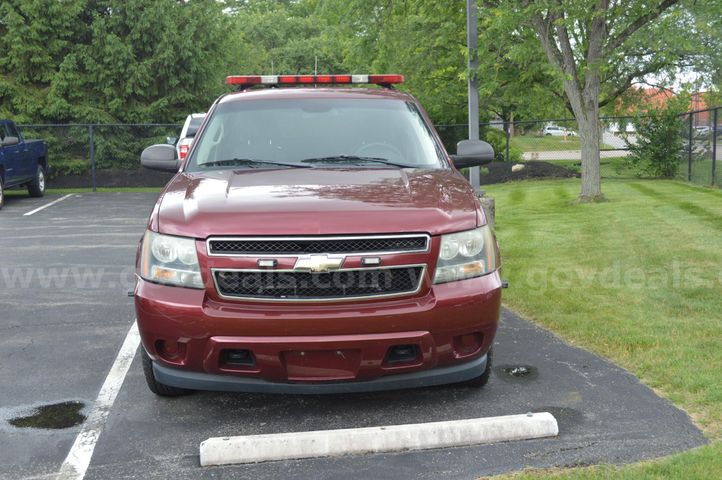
[
  {"x1": 15, "y1": 108, "x2": 719, "y2": 190},
  {"x1": 438, "y1": 109, "x2": 719, "y2": 187},
  {"x1": 679, "y1": 107, "x2": 720, "y2": 186},
  {"x1": 436, "y1": 116, "x2": 636, "y2": 183},
  {"x1": 437, "y1": 118, "x2": 635, "y2": 161},
  {"x1": 17, "y1": 123, "x2": 181, "y2": 190}
]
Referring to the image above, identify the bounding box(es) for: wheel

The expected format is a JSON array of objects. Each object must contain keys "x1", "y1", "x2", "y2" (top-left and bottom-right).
[
  {"x1": 0, "y1": 174, "x2": 5, "y2": 210},
  {"x1": 27, "y1": 165, "x2": 46, "y2": 197},
  {"x1": 141, "y1": 348, "x2": 191, "y2": 397},
  {"x1": 462, "y1": 347, "x2": 493, "y2": 388},
  {"x1": 545, "y1": 133, "x2": 552, "y2": 136}
]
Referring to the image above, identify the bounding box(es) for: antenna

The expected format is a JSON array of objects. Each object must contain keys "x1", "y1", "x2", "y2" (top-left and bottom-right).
[{"x1": 315, "y1": 56, "x2": 318, "y2": 76}]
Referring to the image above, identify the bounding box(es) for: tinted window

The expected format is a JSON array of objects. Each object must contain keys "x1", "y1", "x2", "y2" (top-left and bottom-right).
[
  {"x1": 4, "y1": 123, "x2": 19, "y2": 139},
  {"x1": 187, "y1": 98, "x2": 444, "y2": 170}
]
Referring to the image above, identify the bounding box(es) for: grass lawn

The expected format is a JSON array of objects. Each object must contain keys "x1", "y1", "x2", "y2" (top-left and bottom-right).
[
  {"x1": 541, "y1": 157, "x2": 645, "y2": 179},
  {"x1": 512, "y1": 135, "x2": 613, "y2": 152},
  {"x1": 484, "y1": 178, "x2": 721, "y2": 478}
]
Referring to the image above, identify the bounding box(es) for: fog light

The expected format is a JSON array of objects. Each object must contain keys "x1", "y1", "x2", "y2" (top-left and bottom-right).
[
  {"x1": 221, "y1": 349, "x2": 255, "y2": 367},
  {"x1": 453, "y1": 333, "x2": 482, "y2": 357},
  {"x1": 155, "y1": 339, "x2": 183, "y2": 361},
  {"x1": 385, "y1": 344, "x2": 419, "y2": 364}
]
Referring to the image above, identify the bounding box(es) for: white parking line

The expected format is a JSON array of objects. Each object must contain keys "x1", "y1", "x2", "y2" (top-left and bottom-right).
[
  {"x1": 200, "y1": 412, "x2": 559, "y2": 466},
  {"x1": 23, "y1": 194, "x2": 73, "y2": 216},
  {"x1": 56, "y1": 321, "x2": 140, "y2": 480}
]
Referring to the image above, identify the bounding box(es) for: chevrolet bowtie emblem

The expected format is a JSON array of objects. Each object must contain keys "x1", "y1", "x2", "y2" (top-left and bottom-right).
[{"x1": 294, "y1": 254, "x2": 344, "y2": 272}]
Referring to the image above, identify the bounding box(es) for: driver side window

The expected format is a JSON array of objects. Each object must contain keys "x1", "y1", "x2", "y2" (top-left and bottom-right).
[{"x1": 5, "y1": 123, "x2": 19, "y2": 140}]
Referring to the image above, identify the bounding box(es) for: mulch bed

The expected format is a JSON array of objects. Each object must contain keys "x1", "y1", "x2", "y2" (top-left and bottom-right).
[{"x1": 480, "y1": 161, "x2": 578, "y2": 185}]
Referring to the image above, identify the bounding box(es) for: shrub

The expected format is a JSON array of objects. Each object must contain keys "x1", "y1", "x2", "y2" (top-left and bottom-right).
[
  {"x1": 625, "y1": 102, "x2": 687, "y2": 178},
  {"x1": 482, "y1": 128, "x2": 522, "y2": 162},
  {"x1": 49, "y1": 158, "x2": 90, "y2": 178}
]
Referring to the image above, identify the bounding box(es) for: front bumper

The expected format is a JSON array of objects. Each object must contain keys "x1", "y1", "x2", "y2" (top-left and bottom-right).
[
  {"x1": 152, "y1": 352, "x2": 488, "y2": 394},
  {"x1": 135, "y1": 271, "x2": 501, "y2": 392}
]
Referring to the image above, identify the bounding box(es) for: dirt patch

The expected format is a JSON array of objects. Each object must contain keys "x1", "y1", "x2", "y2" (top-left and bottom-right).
[
  {"x1": 49, "y1": 168, "x2": 174, "y2": 189},
  {"x1": 480, "y1": 161, "x2": 577, "y2": 185}
]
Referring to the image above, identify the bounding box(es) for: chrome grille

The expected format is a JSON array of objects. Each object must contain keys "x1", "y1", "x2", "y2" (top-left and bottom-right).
[
  {"x1": 213, "y1": 266, "x2": 425, "y2": 301},
  {"x1": 207, "y1": 235, "x2": 429, "y2": 256}
]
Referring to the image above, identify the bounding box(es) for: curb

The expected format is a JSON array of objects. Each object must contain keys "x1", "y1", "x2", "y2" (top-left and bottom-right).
[{"x1": 200, "y1": 412, "x2": 559, "y2": 466}]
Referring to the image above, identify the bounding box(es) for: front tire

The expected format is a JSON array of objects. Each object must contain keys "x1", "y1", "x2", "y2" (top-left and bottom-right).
[
  {"x1": 0, "y1": 174, "x2": 5, "y2": 210},
  {"x1": 141, "y1": 348, "x2": 191, "y2": 397},
  {"x1": 28, "y1": 165, "x2": 46, "y2": 197},
  {"x1": 463, "y1": 347, "x2": 493, "y2": 388}
]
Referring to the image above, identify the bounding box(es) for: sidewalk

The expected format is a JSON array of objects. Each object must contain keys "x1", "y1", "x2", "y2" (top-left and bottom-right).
[{"x1": 523, "y1": 149, "x2": 631, "y2": 161}]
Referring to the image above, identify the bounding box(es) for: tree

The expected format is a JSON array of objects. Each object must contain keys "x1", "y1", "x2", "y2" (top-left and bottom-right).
[
  {"x1": 477, "y1": 7, "x2": 568, "y2": 132},
  {"x1": 0, "y1": 0, "x2": 89, "y2": 121},
  {"x1": 54, "y1": 0, "x2": 232, "y2": 123},
  {"x1": 0, "y1": 0, "x2": 232, "y2": 123},
  {"x1": 229, "y1": 1, "x2": 345, "y2": 78},
  {"x1": 485, "y1": 0, "x2": 703, "y2": 201},
  {"x1": 314, "y1": 0, "x2": 472, "y2": 123}
]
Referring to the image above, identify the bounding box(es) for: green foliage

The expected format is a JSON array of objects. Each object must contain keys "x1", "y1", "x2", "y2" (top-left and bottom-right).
[
  {"x1": 229, "y1": 1, "x2": 345, "y2": 76},
  {"x1": 0, "y1": 0, "x2": 231, "y2": 123},
  {"x1": 625, "y1": 98, "x2": 689, "y2": 178},
  {"x1": 50, "y1": 158, "x2": 90, "y2": 178},
  {"x1": 482, "y1": 128, "x2": 522, "y2": 162},
  {"x1": 92, "y1": 126, "x2": 179, "y2": 170}
]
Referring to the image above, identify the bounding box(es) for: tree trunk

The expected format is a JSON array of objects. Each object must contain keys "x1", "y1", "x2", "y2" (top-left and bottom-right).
[
  {"x1": 578, "y1": 115, "x2": 603, "y2": 201},
  {"x1": 577, "y1": 81, "x2": 604, "y2": 202}
]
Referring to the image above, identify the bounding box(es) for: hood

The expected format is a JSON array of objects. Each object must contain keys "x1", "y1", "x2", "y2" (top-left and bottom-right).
[{"x1": 155, "y1": 168, "x2": 481, "y2": 237}]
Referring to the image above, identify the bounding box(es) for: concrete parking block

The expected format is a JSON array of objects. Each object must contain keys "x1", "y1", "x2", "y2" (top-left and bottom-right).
[{"x1": 199, "y1": 412, "x2": 559, "y2": 466}]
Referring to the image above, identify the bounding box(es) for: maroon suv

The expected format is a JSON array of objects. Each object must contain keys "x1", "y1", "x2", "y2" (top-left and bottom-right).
[{"x1": 136, "y1": 74, "x2": 501, "y2": 396}]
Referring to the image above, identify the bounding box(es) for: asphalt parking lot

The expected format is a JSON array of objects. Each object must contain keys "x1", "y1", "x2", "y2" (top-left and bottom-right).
[{"x1": 0, "y1": 192, "x2": 707, "y2": 480}]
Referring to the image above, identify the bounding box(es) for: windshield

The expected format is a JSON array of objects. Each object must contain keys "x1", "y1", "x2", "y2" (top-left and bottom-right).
[{"x1": 186, "y1": 98, "x2": 445, "y2": 170}]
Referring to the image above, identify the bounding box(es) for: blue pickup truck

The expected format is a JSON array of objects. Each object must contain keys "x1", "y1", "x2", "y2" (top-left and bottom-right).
[{"x1": 0, "y1": 119, "x2": 48, "y2": 209}]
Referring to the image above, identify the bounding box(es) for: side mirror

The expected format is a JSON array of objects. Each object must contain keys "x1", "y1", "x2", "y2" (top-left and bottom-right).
[
  {"x1": 166, "y1": 136, "x2": 178, "y2": 145},
  {"x1": 450, "y1": 140, "x2": 494, "y2": 169},
  {"x1": 141, "y1": 144, "x2": 179, "y2": 172},
  {"x1": 2, "y1": 136, "x2": 19, "y2": 147}
]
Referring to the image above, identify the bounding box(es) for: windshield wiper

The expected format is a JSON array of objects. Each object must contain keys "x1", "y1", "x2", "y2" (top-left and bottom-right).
[
  {"x1": 300, "y1": 155, "x2": 415, "y2": 168},
  {"x1": 200, "y1": 158, "x2": 312, "y2": 169}
]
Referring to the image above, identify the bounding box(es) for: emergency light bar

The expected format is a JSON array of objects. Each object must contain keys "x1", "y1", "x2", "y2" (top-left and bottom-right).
[{"x1": 225, "y1": 74, "x2": 404, "y2": 88}]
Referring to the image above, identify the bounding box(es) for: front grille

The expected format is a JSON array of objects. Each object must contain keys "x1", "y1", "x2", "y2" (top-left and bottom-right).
[
  {"x1": 214, "y1": 266, "x2": 425, "y2": 301},
  {"x1": 207, "y1": 235, "x2": 428, "y2": 256}
]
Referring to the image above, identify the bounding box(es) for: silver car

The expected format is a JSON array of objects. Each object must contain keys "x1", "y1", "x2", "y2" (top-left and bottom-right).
[{"x1": 542, "y1": 125, "x2": 576, "y2": 137}]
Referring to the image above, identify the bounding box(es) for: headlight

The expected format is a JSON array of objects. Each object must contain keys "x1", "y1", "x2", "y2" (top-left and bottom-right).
[
  {"x1": 433, "y1": 226, "x2": 498, "y2": 284},
  {"x1": 140, "y1": 231, "x2": 203, "y2": 288}
]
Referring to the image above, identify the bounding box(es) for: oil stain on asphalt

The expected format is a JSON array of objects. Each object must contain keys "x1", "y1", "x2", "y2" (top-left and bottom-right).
[
  {"x1": 7, "y1": 401, "x2": 86, "y2": 430},
  {"x1": 494, "y1": 364, "x2": 539, "y2": 382}
]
